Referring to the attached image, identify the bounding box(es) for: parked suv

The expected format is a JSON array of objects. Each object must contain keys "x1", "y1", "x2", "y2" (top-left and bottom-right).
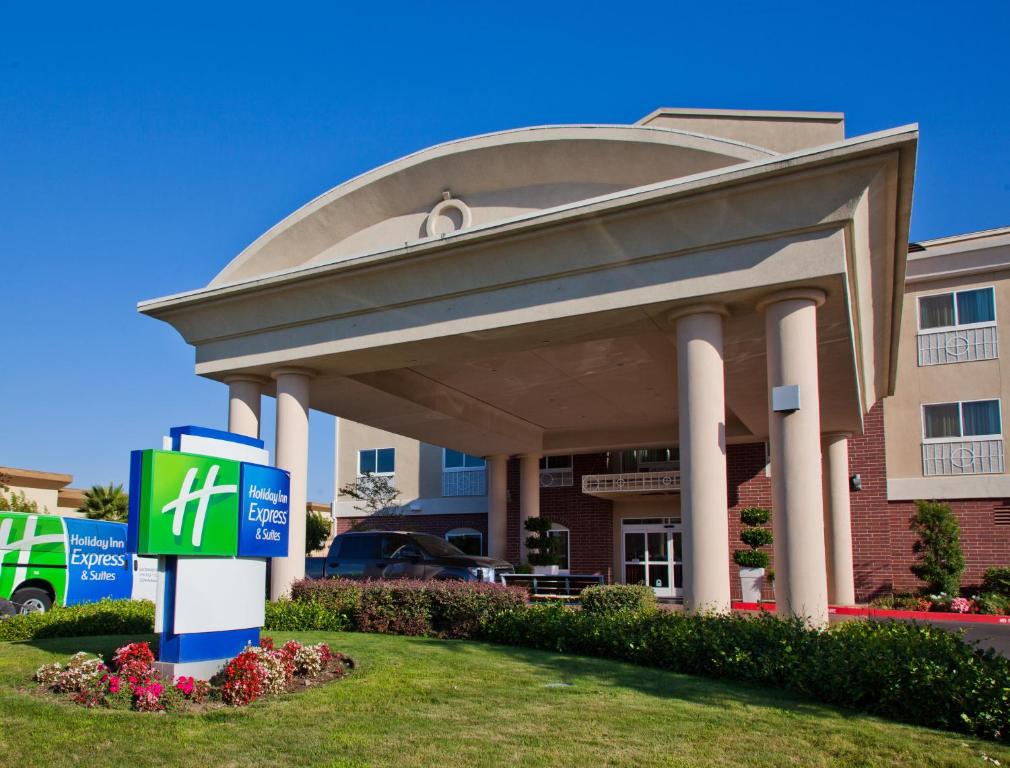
[{"x1": 323, "y1": 531, "x2": 513, "y2": 582}]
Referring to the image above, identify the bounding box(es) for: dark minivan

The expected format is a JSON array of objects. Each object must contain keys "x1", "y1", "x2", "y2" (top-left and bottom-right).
[{"x1": 324, "y1": 531, "x2": 513, "y2": 582}]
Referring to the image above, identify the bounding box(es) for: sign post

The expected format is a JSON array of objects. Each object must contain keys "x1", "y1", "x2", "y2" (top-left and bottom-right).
[{"x1": 127, "y1": 426, "x2": 290, "y2": 680}]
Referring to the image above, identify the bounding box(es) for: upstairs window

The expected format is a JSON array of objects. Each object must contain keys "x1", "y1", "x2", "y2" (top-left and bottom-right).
[
  {"x1": 922, "y1": 399, "x2": 1002, "y2": 441},
  {"x1": 359, "y1": 448, "x2": 395, "y2": 476},
  {"x1": 918, "y1": 287, "x2": 996, "y2": 331},
  {"x1": 539, "y1": 455, "x2": 572, "y2": 470},
  {"x1": 443, "y1": 449, "x2": 486, "y2": 471}
]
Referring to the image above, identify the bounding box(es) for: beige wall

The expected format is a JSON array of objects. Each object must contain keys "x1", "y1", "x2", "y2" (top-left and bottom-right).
[
  {"x1": 335, "y1": 419, "x2": 424, "y2": 504},
  {"x1": 885, "y1": 231, "x2": 1010, "y2": 499}
]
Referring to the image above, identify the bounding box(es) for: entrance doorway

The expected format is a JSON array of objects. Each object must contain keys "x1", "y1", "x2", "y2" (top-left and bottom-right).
[{"x1": 621, "y1": 518, "x2": 683, "y2": 599}]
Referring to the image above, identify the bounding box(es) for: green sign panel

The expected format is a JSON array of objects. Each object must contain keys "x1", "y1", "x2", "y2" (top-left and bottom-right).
[{"x1": 133, "y1": 450, "x2": 240, "y2": 556}]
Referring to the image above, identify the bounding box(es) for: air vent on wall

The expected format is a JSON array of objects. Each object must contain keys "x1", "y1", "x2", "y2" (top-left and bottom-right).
[{"x1": 993, "y1": 502, "x2": 1010, "y2": 526}]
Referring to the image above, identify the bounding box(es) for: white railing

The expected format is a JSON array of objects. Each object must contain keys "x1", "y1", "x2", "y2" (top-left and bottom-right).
[
  {"x1": 442, "y1": 469, "x2": 486, "y2": 497},
  {"x1": 922, "y1": 439, "x2": 1005, "y2": 476},
  {"x1": 540, "y1": 468, "x2": 573, "y2": 488},
  {"x1": 917, "y1": 326, "x2": 998, "y2": 366},
  {"x1": 582, "y1": 470, "x2": 681, "y2": 495}
]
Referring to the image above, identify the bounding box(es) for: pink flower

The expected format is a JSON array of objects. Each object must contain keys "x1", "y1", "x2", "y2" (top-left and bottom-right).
[{"x1": 951, "y1": 596, "x2": 972, "y2": 614}]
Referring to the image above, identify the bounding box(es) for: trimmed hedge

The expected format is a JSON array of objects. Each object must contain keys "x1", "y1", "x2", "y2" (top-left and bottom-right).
[
  {"x1": 983, "y1": 567, "x2": 1010, "y2": 597},
  {"x1": 482, "y1": 604, "x2": 1010, "y2": 741},
  {"x1": 269, "y1": 578, "x2": 528, "y2": 639},
  {"x1": 0, "y1": 599, "x2": 154, "y2": 642},
  {"x1": 579, "y1": 584, "x2": 656, "y2": 614}
]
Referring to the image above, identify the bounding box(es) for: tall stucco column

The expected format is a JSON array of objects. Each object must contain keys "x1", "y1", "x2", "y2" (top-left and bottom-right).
[
  {"x1": 270, "y1": 367, "x2": 314, "y2": 600},
  {"x1": 672, "y1": 304, "x2": 731, "y2": 614},
  {"x1": 758, "y1": 288, "x2": 829, "y2": 627},
  {"x1": 519, "y1": 454, "x2": 542, "y2": 563},
  {"x1": 486, "y1": 455, "x2": 509, "y2": 560},
  {"x1": 822, "y1": 432, "x2": 856, "y2": 606},
  {"x1": 224, "y1": 375, "x2": 265, "y2": 438}
]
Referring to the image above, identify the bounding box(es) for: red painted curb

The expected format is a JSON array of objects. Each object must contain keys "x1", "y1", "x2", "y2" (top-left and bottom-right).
[{"x1": 730, "y1": 601, "x2": 1010, "y2": 625}]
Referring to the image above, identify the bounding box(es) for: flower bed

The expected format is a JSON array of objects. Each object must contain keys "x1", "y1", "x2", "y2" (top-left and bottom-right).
[
  {"x1": 870, "y1": 592, "x2": 1010, "y2": 616},
  {"x1": 33, "y1": 638, "x2": 353, "y2": 712}
]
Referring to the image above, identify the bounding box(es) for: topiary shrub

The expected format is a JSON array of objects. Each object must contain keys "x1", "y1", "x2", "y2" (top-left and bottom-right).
[
  {"x1": 982, "y1": 567, "x2": 1010, "y2": 597},
  {"x1": 910, "y1": 500, "x2": 965, "y2": 595},
  {"x1": 733, "y1": 506, "x2": 772, "y2": 570},
  {"x1": 524, "y1": 517, "x2": 561, "y2": 567},
  {"x1": 579, "y1": 584, "x2": 656, "y2": 614}
]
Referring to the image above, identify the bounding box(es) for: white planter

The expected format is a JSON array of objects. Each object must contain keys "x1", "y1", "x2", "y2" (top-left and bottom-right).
[
  {"x1": 533, "y1": 565, "x2": 560, "y2": 575},
  {"x1": 738, "y1": 567, "x2": 765, "y2": 603}
]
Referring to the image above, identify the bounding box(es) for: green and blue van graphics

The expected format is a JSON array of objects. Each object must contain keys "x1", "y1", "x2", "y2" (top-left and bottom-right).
[{"x1": 0, "y1": 511, "x2": 144, "y2": 609}]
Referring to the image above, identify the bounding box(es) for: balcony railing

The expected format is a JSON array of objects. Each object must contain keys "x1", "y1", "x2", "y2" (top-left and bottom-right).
[
  {"x1": 442, "y1": 468, "x2": 486, "y2": 497},
  {"x1": 540, "y1": 468, "x2": 573, "y2": 488},
  {"x1": 582, "y1": 470, "x2": 681, "y2": 496},
  {"x1": 922, "y1": 439, "x2": 1005, "y2": 476},
  {"x1": 917, "y1": 326, "x2": 998, "y2": 366}
]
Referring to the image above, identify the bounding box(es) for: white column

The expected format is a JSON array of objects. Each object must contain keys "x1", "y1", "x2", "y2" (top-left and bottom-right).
[
  {"x1": 822, "y1": 432, "x2": 856, "y2": 606},
  {"x1": 225, "y1": 375, "x2": 264, "y2": 438},
  {"x1": 270, "y1": 367, "x2": 314, "y2": 600},
  {"x1": 486, "y1": 455, "x2": 509, "y2": 561},
  {"x1": 759, "y1": 288, "x2": 829, "y2": 627},
  {"x1": 672, "y1": 305, "x2": 731, "y2": 614},
  {"x1": 519, "y1": 454, "x2": 541, "y2": 563}
]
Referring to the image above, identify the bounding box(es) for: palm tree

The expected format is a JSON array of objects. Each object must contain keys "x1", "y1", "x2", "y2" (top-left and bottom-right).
[{"x1": 79, "y1": 483, "x2": 129, "y2": 522}]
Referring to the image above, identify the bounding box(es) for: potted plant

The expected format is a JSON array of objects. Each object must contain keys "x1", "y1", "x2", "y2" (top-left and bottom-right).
[
  {"x1": 524, "y1": 517, "x2": 561, "y2": 575},
  {"x1": 733, "y1": 506, "x2": 772, "y2": 603}
]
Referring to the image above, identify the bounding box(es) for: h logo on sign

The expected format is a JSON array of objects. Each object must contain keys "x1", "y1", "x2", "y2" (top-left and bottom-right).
[{"x1": 161, "y1": 464, "x2": 237, "y2": 547}]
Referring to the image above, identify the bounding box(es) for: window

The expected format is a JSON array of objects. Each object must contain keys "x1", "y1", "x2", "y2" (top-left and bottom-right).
[
  {"x1": 548, "y1": 524, "x2": 570, "y2": 572},
  {"x1": 359, "y1": 448, "x2": 395, "y2": 476},
  {"x1": 918, "y1": 287, "x2": 996, "y2": 331},
  {"x1": 446, "y1": 527, "x2": 483, "y2": 556},
  {"x1": 539, "y1": 455, "x2": 572, "y2": 470},
  {"x1": 443, "y1": 449, "x2": 486, "y2": 471},
  {"x1": 337, "y1": 534, "x2": 380, "y2": 560},
  {"x1": 922, "y1": 399, "x2": 1002, "y2": 441}
]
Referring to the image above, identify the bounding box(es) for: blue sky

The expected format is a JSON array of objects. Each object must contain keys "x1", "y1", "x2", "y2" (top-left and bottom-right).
[{"x1": 2, "y1": 1, "x2": 1008, "y2": 500}]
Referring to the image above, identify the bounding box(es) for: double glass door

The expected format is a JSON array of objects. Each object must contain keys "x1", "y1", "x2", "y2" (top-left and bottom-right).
[{"x1": 622, "y1": 519, "x2": 682, "y2": 598}]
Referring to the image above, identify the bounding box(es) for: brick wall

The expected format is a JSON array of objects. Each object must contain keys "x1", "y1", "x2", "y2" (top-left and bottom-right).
[
  {"x1": 505, "y1": 454, "x2": 614, "y2": 577},
  {"x1": 849, "y1": 402, "x2": 1010, "y2": 599},
  {"x1": 335, "y1": 513, "x2": 489, "y2": 552}
]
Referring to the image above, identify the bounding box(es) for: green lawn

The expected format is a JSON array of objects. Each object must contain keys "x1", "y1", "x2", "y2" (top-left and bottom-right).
[{"x1": 0, "y1": 632, "x2": 1007, "y2": 767}]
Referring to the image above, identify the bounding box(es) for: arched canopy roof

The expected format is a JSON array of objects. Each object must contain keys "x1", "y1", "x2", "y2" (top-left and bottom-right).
[{"x1": 211, "y1": 125, "x2": 773, "y2": 287}]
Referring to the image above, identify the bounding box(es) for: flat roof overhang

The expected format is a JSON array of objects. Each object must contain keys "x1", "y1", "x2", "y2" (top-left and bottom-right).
[{"x1": 140, "y1": 126, "x2": 917, "y2": 457}]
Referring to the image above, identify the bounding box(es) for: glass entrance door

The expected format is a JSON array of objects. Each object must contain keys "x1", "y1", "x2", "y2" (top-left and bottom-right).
[{"x1": 621, "y1": 518, "x2": 682, "y2": 599}]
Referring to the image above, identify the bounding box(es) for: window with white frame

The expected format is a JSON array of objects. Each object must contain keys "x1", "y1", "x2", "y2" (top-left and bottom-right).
[
  {"x1": 442, "y1": 449, "x2": 486, "y2": 471},
  {"x1": 358, "y1": 448, "x2": 395, "y2": 476},
  {"x1": 548, "y1": 524, "x2": 570, "y2": 572},
  {"x1": 918, "y1": 287, "x2": 996, "y2": 332},
  {"x1": 445, "y1": 527, "x2": 483, "y2": 556},
  {"x1": 922, "y1": 399, "x2": 1002, "y2": 441}
]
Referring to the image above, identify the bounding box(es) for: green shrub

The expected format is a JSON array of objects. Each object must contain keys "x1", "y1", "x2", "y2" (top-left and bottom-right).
[
  {"x1": 975, "y1": 592, "x2": 1010, "y2": 616},
  {"x1": 579, "y1": 584, "x2": 656, "y2": 614},
  {"x1": 0, "y1": 599, "x2": 154, "y2": 642},
  {"x1": 286, "y1": 578, "x2": 527, "y2": 639},
  {"x1": 734, "y1": 506, "x2": 772, "y2": 570},
  {"x1": 983, "y1": 567, "x2": 1010, "y2": 597},
  {"x1": 740, "y1": 506, "x2": 771, "y2": 526},
  {"x1": 910, "y1": 500, "x2": 965, "y2": 595},
  {"x1": 264, "y1": 598, "x2": 351, "y2": 632},
  {"x1": 480, "y1": 604, "x2": 1010, "y2": 741}
]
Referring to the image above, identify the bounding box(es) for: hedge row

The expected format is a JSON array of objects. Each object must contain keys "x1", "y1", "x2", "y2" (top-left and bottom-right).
[
  {"x1": 0, "y1": 599, "x2": 154, "y2": 642},
  {"x1": 482, "y1": 603, "x2": 1010, "y2": 741},
  {"x1": 267, "y1": 578, "x2": 529, "y2": 638}
]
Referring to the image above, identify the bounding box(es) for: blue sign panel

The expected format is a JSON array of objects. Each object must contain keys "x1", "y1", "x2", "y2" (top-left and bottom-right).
[
  {"x1": 64, "y1": 518, "x2": 133, "y2": 605},
  {"x1": 237, "y1": 463, "x2": 290, "y2": 557}
]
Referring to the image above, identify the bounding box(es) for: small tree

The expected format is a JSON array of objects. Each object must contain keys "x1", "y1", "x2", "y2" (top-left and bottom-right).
[
  {"x1": 910, "y1": 500, "x2": 965, "y2": 595},
  {"x1": 79, "y1": 483, "x2": 129, "y2": 522},
  {"x1": 305, "y1": 510, "x2": 333, "y2": 554},
  {"x1": 339, "y1": 472, "x2": 400, "y2": 515},
  {"x1": 524, "y1": 517, "x2": 561, "y2": 567},
  {"x1": 733, "y1": 506, "x2": 773, "y2": 569},
  {"x1": 0, "y1": 472, "x2": 44, "y2": 513}
]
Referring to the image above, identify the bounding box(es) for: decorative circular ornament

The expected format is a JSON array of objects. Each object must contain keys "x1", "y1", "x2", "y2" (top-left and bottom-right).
[{"x1": 425, "y1": 192, "x2": 472, "y2": 237}]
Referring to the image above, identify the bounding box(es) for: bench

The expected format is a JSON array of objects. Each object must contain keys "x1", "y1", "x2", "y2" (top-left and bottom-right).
[{"x1": 501, "y1": 573, "x2": 605, "y2": 601}]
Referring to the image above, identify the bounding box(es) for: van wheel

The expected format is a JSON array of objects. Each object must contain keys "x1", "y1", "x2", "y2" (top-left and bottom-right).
[{"x1": 12, "y1": 588, "x2": 52, "y2": 614}]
